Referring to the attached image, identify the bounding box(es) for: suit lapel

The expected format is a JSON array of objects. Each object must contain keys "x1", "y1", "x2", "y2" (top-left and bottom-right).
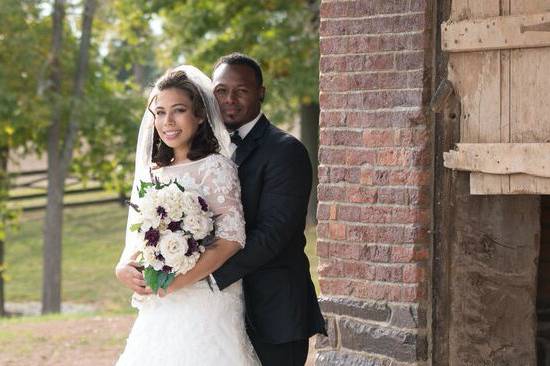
[{"x1": 235, "y1": 115, "x2": 269, "y2": 167}]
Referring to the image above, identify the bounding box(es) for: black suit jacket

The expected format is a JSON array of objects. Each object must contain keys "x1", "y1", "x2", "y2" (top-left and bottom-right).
[{"x1": 213, "y1": 115, "x2": 326, "y2": 344}]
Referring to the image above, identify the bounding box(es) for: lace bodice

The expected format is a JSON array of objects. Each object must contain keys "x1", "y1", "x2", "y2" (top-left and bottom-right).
[{"x1": 119, "y1": 154, "x2": 245, "y2": 265}]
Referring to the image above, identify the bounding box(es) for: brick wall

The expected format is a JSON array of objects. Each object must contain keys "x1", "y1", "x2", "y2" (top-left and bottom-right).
[{"x1": 316, "y1": 0, "x2": 432, "y2": 364}]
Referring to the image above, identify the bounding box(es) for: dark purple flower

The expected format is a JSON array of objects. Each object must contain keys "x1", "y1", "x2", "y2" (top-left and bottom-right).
[
  {"x1": 144, "y1": 228, "x2": 160, "y2": 246},
  {"x1": 198, "y1": 196, "x2": 208, "y2": 212},
  {"x1": 157, "y1": 206, "x2": 167, "y2": 219},
  {"x1": 155, "y1": 253, "x2": 165, "y2": 261},
  {"x1": 161, "y1": 265, "x2": 172, "y2": 273},
  {"x1": 167, "y1": 221, "x2": 182, "y2": 232},
  {"x1": 186, "y1": 238, "x2": 199, "y2": 256}
]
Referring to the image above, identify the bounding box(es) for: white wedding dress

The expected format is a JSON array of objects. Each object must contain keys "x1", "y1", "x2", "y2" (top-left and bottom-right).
[{"x1": 116, "y1": 154, "x2": 260, "y2": 366}]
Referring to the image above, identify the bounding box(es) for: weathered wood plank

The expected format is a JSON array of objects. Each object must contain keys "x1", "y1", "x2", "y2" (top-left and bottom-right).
[
  {"x1": 510, "y1": 0, "x2": 550, "y2": 193},
  {"x1": 445, "y1": 2, "x2": 538, "y2": 366},
  {"x1": 444, "y1": 143, "x2": 550, "y2": 178},
  {"x1": 443, "y1": 12, "x2": 550, "y2": 52}
]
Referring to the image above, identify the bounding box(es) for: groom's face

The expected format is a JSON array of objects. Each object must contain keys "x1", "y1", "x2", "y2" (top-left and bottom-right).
[{"x1": 213, "y1": 63, "x2": 264, "y2": 131}]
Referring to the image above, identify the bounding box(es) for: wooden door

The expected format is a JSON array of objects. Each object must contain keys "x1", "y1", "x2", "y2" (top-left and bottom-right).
[{"x1": 443, "y1": 0, "x2": 550, "y2": 194}]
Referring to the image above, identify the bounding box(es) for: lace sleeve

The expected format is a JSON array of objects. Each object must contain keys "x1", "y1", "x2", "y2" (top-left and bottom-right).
[{"x1": 201, "y1": 156, "x2": 246, "y2": 247}]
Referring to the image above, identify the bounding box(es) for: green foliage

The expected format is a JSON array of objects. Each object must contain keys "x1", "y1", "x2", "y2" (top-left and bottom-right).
[
  {"x1": 155, "y1": 0, "x2": 320, "y2": 122},
  {"x1": 143, "y1": 267, "x2": 174, "y2": 293}
]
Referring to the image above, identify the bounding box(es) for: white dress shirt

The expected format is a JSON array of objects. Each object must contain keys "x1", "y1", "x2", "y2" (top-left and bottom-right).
[{"x1": 228, "y1": 112, "x2": 263, "y2": 157}]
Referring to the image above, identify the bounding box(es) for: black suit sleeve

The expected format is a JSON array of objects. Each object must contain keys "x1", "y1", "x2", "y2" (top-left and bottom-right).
[{"x1": 212, "y1": 137, "x2": 312, "y2": 290}]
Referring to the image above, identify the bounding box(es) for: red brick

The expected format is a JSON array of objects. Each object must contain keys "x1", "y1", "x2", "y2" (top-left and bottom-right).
[
  {"x1": 346, "y1": 186, "x2": 378, "y2": 203},
  {"x1": 320, "y1": 54, "x2": 394, "y2": 73},
  {"x1": 318, "y1": 258, "x2": 345, "y2": 277},
  {"x1": 330, "y1": 205, "x2": 337, "y2": 220},
  {"x1": 320, "y1": 0, "x2": 410, "y2": 19},
  {"x1": 376, "y1": 147, "x2": 429, "y2": 167},
  {"x1": 320, "y1": 90, "x2": 422, "y2": 110},
  {"x1": 319, "y1": 111, "x2": 345, "y2": 127},
  {"x1": 363, "y1": 129, "x2": 395, "y2": 147},
  {"x1": 316, "y1": 240, "x2": 330, "y2": 258},
  {"x1": 323, "y1": 167, "x2": 362, "y2": 184},
  {"x1": 375, "y1": 226, "x2": 406, "y2": 244},
  {"x1": 395, "y1": 51, "x2": 425, "y2": 70},
  {"x1": 333, "y1": 130, "x2": 364, "y2": 146},
  {"x1": 320, "y1": 14, "x2": 425, "y2": 37},
  {"x1": 319, "y1": 278, "x2": 355, "y2": 296},
  {"x1": 319, "y1": 146, "x2": 347, "y2": 164},
  {"x1": 403, "y1": 225, "x2": 430, "y2": 243},
  {"x1": 374, "y1": 265, "x2": 403, "y2": 282},
  {"x1": 390, "y1": 245, "x2": 428, "y2": 263},
  {"x1": 316, "y1": 242, "x2": 371, "y2": 260},
  {"x1": 329, "y1": 222, "x2": 347, "y2": 240},
  {"x1": 377, "y1": 187, "x2": 409, "y2": 205},
  {"x1": 366, "y1": 244, "x2": 391, "y2": 262},
  {"x1": 410, "y1": 0, "x2": 428, "y2": 12},
  {"x1": 320, "y1": 110, "x2": 422, "y2": 129},
  {"x1": 336, "y1": 204, "x2": 361, "y2": 222},
  {"x1": 402, "y1": 264, "x2": 426, "y2": 283},
  {"x1": 344, "y1": 261, "x2": 376, "y2": 280},
  {"x1": 320, "y1": 72, "x2": 410, "y2": 93},
  {"x1": 387, "y1": 168, "x2": 430, "y2": 185},
  {"x1": 400, "y1": 284, "x2": 425, "y2": 301},
  {"x1": 317, "y1": 203, "x2": 332, "y2": 221},
  {"x1": 320, "y1": 33, "x2": 423, "y2": 55},
  {"x1": 318, "y1": 184, "x2": 346, "y2": 201},
  {"x1": 346, "y1": 149, "x2": 376, "y2": 166},
  {"x1": 317, "y1": 222, "x2": 329, "y2": 239},
  {"x1": 346, "y1": 224, "x2": 375, "y2": 243},
  {"x1": 318, "y1": 166, "x2": 330, "y2": 183}
]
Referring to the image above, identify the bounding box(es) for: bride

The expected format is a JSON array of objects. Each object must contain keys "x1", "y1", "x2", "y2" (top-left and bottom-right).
[{"x1": 115, "y1": 65, "x2": 260, "y2": 365}]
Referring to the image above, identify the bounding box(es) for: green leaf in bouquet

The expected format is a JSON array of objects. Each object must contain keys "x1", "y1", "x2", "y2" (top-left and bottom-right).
[
  {"x1": 138, "y1": 181, "x2": 155, "y2": 198},
  {"x1": 158, "y1": 271, "x2": 168, "y2": 290},
  {"x1": 129, "y1": 223, "x2": 142, "y2": 232},
  {"x1": 163, "y1": 273, "x2": 176, "y2": 289},
  {"x1": 143, "y1": 267, "x2": 159, "y2": 293},
  {"x1": 174, "y1": 180, "x2": 186, "y2": 193}
]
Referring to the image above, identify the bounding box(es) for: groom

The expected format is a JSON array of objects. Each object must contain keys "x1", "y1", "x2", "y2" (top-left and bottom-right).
[{"x1": 211, "y1": 53, "x2": 326, "y2": 365}]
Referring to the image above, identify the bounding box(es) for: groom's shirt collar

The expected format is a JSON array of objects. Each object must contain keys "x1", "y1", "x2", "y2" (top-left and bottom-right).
[{"x1": 236, "y1": 111, "x2": 263, "y2": 140}]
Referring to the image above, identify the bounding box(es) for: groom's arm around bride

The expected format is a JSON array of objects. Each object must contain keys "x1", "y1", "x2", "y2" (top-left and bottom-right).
[{"x1": 211, "y1": 53, "x2": 326, "y2": 366}]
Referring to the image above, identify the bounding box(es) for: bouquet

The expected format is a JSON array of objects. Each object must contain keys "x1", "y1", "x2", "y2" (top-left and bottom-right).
[{"x1": 128, "y1": 177, "x2": 214, "y2": 293}]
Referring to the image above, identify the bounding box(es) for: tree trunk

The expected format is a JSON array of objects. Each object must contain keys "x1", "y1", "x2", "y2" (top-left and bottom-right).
[
  {"x1": 0, "y1": 146, "x2": 8, "y2": 317},
  {"x1": 42, "y1": 0, "x2": 97, "y2": 314},
  {"x1": 300, "y1": 102, "x2": 319, "y2": 225},
  {"x1": 42, "y1": 0, "x2": 66, "y2": 314}
]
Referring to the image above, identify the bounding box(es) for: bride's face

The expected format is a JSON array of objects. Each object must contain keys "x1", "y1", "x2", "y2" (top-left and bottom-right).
[{"x1": 154, "y1": 88, "x2": 203, "y2": 155}]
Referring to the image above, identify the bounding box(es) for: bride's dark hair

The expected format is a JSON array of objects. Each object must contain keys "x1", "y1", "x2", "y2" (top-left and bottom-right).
[{"x1": 148, "y1": 70, "x2": 220, "y2": 167}]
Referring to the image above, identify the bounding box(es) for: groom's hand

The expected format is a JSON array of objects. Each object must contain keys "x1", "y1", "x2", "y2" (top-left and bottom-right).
[{"x1": 115, "y1": 261, "x2": 153, "y2": 295}]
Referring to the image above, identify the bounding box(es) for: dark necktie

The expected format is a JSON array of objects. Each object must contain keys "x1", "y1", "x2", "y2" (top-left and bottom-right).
[{"x1": 230, "y1": 130, "x2": 243, "y2": 147}]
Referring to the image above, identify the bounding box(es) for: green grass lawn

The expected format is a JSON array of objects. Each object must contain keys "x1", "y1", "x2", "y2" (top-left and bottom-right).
[
  {"x1": 5, "y1": 203, "x2": 134, "y2": 313},
  {"x1": 4, "y1": 203, "x2": 319, "y2": 314}
]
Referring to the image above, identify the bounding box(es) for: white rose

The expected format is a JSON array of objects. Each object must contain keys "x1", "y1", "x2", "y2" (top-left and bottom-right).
[
  {"x1": 142, "y1": 246, "x2": 163, "y2": 271},
  {"x1": 176, "y1": 251, "x2": 201, "y2": 275},
  {"x1": 158, "y1": 231, "x2": 188, "y2": 271},
  {"x1": 181, "y1": 191, "x2": 203, "y2": 216},
  {"x1": 161, "y1": 184, "x2": 187, "y2": 222},
  {"x1": 139, "y1": 190, "x2": 162, "y2": 231},
  {"x1": 182, "y1": 214, "x2": 213, "y2": 240}
]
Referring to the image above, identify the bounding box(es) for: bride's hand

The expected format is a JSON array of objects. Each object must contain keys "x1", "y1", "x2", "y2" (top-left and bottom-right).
[
  {"x1": 115, "y1": 261, "x2": 153, "y2": 296},
  {"x1": 157, "y1": 273, "x2": 194, "y2": 297}
]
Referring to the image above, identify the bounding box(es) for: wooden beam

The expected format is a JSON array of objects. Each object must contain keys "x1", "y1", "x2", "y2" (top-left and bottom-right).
[
  {"x1": 444, "y1": 143, "x2": 550, "y2": 178},
  {"x1": 442, "y1": 12, "x2": 550, "y2": 52}
]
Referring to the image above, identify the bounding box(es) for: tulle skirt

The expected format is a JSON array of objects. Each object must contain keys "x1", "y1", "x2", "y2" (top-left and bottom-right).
[{"x1": 116, "y1": 279, "x2": 260, "y2": 366}]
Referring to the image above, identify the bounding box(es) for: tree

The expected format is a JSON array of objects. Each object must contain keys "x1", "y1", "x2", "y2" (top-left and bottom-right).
[
  {"x1": 0, "y1": 0, "x2": 53, "y2": 316},
  {"x1": 155, "y1": 0, "x2": 321, "y2": 222},
  {"x1": 42, "y1": 0, "x2": 98, "y2": 314}
]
